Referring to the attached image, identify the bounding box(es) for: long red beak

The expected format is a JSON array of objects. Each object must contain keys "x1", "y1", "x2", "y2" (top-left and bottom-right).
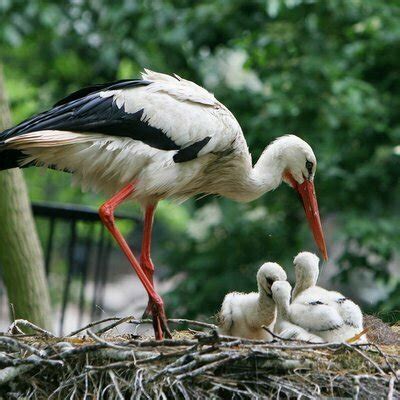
[{"x1": 285, "y1": 173, "x2": 328, "y2": 260}]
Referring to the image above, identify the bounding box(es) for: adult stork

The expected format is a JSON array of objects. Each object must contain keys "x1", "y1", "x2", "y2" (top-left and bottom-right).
[{"x1": 0, "y1": 70, "x2": 328, "y2": 339}]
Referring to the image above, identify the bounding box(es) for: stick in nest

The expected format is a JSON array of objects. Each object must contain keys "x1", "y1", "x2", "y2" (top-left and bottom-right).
[
  {"x1": 7, "y1": 319, "x2": 56, "y2": 337},
  {"x1": 343, "y1": 343, "x2": 386, "y2": 376},
  {"x1": 262, "y1": 325, "x2": 298, "y2": 342},
  {"x1": 66, "y1": 316, "x2": 134, "y2": 337}
]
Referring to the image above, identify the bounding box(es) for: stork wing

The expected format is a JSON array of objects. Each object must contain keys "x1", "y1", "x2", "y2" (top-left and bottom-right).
[{"x1": 2, "y1": 72, "x2": 242, "y2": 163}]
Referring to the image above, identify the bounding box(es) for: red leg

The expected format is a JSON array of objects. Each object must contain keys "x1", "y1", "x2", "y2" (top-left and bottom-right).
[
  {"x1": 140, "y1": 204, "x2": 157, "y2": 319},
  {"x1": 140, "y1": 203, "x2": 157, "y2": 285},
  {"x1": 98, "y1": 184, "x2": 171, "y2": 340}
]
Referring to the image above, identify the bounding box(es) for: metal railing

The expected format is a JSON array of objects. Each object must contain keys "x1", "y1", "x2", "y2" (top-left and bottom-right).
[{"x1": 32, "y1": 202, "x2": 141, "y2": 334}]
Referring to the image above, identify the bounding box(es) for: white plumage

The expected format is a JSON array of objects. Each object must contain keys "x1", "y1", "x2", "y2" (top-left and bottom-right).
[
  {"x1": 271, "y1": 280, "x2": 324, "y2": 342},
  {"x1": 217, "y1": 262, "x2": 287, "y2": 340},
  {"x1": 3, "y1": 70, "x2": 325, "y2": 207},
  {"x1": 4, "y1": 70, "x2": 243, "y2": 202},
  {"x1": 290, "y1": 252, "x2": 366, "y2": 343}
]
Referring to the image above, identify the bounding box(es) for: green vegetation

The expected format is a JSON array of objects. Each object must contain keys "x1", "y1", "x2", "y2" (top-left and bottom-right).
[{"x1": 1, "y1": 0, "x2": 399, "y2": 320}]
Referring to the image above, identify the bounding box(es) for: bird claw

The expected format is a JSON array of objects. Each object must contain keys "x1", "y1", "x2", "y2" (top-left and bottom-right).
[
  {"x1": 150, "y1": 300, "x2": 172, "y2": 340},
  {"x1": 141, "y1": 300, "x2": 153, "y2": 319}
]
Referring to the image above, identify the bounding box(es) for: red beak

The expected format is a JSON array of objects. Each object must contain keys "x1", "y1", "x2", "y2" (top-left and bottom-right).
[{"x1": 285, "y1": 173, "x2": 328, "y2": 260}]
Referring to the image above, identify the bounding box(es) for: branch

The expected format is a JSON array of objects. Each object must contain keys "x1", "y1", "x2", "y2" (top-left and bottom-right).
[
  {"x1": 66, "y1": 317, "x2": 130, "y2": 337},
  {"x1": 8, "y1": 319, "x2": 56, "y2": 337},
  {"x1": 96, "y1": 316, "x2": 137, "y2": 336},
  {"x1": 343, "y1": 343, "x2": 386, "y2": 376}
]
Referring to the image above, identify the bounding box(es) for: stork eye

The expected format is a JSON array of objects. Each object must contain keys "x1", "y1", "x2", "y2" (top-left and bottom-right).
[
  {"x1": 309, "y1": 300, "x2": 324, "y2": 306},
  {"x1": 266, "y1": 277, "x2": 275, "y2": 286},
  {"x1": 305, "y1": 160, "x2": 313, "y2": 174}
]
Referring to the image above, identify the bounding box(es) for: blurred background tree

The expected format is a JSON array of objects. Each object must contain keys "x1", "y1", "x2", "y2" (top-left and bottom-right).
[
  {"x1": 0, "y1": 66, "x2": 52, "y2": 330},
  {"x1": 0, "y1": 0, "x2": 399, "y2": 323}
]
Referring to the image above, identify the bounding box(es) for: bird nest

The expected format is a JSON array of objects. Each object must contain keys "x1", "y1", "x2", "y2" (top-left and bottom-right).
[{"x1": 0, "y1": 318, "x2": 399, "y2": 399}]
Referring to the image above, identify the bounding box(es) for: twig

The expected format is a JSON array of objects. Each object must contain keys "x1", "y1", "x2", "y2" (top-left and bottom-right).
[
  {"x1": 211, "y1": 339, "x2": 242, "y2": 349},
  {"x1": 128, "y1": 338, "x2": 198, "y2": 347},
  {"x1": 370, "y1": 344, "x2": 399, "y2": 381},
  {"x1": 109, "y1": 370, "x2": 124, "y2": 400},
  {"x1": 252, "y1": 355, "x2": 314, "y2": 371},
  {"x1": 95, "y1": 316, "x2": 136, "y2": 336},
  {"x1": 66, "y1": 317, "x2": 128, "y2": 337},
  {"x1": 7, "y1": 319, "x2": 56, "y2": 338},
  {"x1": 56, "y1": 343, "x2": 106, "y2": 359},
  {"x1": 86, "y1": 361, "x2": 135, "y2": 371},
  {"x1": 262, "y1": 325, "x2": 298, "y2": 342},
  {"x1": 343, "y1": 343, "x2": 386, "y2": 376},
  {"x1": 176, "y1": 354, "x2": 242, "y2": 379},
  {"x1": 0, "y1": 353, "x2": 63, "y2": 368},
  {"x1": 83, "y1": 316, "x2": 217, "y2": 333},
  {"x1": 388, "y1": 375, "x2": 395, "y2": 400},
  {"x1": 0, "y1": 336, "x2": 46, "y2": 357},
  {"x1": 87, "y1": 329, "x2": 129, "y2": 351},
  {"x1": 0, "y1": 364, "x2": 35, "y2": 385},
  {"x1": 137, "y1": 345, "x2": 198, "y2": 365},
  {"x1": 167, "y1": 319, "x2": 218, "y2": 330},
  {"x1": 0, "y1": 332, "x2": 46, "y2": 338},
  {"x1": 247, "y1": 342, "x2": 370, "y2": 351},
  {"x1": 167, "y1": 352, "x2": 231, "y2": 375},
  {"x1": 240, "y1": 341, "x2": 336, "y2": 350},
  {"x1": 97, "y1": 348, "x2": 154, "y2": 362},
  {"x1": 196, "y1": 331, "x2": 267, "y2": 345},
  {"x1": 48, "y1": 371, "x2": 97, "y2": 399}
]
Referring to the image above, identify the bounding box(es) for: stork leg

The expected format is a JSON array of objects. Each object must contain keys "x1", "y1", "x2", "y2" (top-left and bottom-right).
[
  {"x1": 141, "y1": 203, "x2": 157, "y2": 285},
  {"x1": 98, "y1": 183, "x2": 171, "y2": 340},
  {"x1": 140, "y1": 203, "x2": 157, "y2": 318}
]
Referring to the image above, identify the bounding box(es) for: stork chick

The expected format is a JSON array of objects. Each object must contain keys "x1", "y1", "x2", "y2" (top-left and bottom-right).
[
  {"x1": 291, "y1": 252, "x2": 366, "y2": 343},
  {"x1": 271, "y1": 280, "x2": 324, "y2": 343},
  {"x1": 218, "y1": 262, "x2": 287, "y2": 340}
]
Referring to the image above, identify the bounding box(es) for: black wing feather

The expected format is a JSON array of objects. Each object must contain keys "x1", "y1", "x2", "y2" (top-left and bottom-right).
[
  {"x1": 0, "y1": 149, "x2": 32, "y2": 170},
  {"x1": 173, "y1": 137, "x2": 211, "y2": 163},
  {"x1": 53, "y1": 79, "x2": 150, "y2": 107},
  {"x1": 0, "y1": 78, "x2": 211, "y2": 166}
]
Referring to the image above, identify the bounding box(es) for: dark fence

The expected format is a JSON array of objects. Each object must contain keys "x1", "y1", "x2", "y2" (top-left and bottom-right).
[{"x1": 32, "y1": 201, "x2": 141, "y2": 335}]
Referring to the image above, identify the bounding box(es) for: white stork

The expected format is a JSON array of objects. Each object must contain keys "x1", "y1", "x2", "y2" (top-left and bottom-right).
[
  {"x1": 271, "y1": 280, "x2": 324, "y2": 342},
  {"x1": 0, "y1": 70, "x2": 328, "y2": 339},
  {"x1": 290, "y1": 252, "x2": 366, "y2": 342},
  {"x1": 217, "y1": 262, "x2": 287, "y2": 340}
]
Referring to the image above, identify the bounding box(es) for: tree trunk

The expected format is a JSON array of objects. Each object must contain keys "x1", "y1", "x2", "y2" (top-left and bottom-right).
[{"x1": 0, "y1": 65, "x2": 52, "y2": 330}]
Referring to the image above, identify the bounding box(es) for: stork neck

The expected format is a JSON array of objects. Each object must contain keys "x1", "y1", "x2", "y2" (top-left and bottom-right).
[
  {"x1": 293, "y1": 281, "x2": 309, "y2": 299},
  {"x1": 257, "y1": 285, "x2": 274, "y2": 307},
  {"x1": 293, "y1": 272, "x2": 318, "y2": 299},
  {"x1": 275, "y1": 296, "x2": 290, "y2": 320},
  {"x1": 244, "y1": 148, "x2": 285, "y2": 201}
]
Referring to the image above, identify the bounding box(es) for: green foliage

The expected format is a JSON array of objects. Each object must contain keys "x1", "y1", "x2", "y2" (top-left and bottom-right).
[{"x1": 1, "y1": 0, "x2": 399, "y2": 320}]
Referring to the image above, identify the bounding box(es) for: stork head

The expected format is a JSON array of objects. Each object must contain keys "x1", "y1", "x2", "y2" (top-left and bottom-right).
[
  {"x1": 271, "y1": 280, "x2": 292, "y2": 306},
  {"x1": 268, "y1": 135, "x2": 328, "y2": 260},
  {"x1": 257, "y1": 262, "x2": 287, "y2": 296},
  {"x1": 293, "y1": 251, "x2": 320, "y2": 289}
]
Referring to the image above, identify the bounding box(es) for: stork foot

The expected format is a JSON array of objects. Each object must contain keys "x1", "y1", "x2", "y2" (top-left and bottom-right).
[
  {"x1": 150, "y1": 300, "x2": 172, "y2": 340},
  {"x1": 142, "y1": 299, "x2": 153, "y2": 319}
]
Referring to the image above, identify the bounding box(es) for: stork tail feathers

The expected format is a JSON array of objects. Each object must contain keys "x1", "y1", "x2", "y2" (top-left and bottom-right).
[
  {"x1": 0, "y1": 146, "x2": 29, "y2": 170},
  {"x1": 0, "y1": 130, "x2": 96, "y2": 171},
  {"x1": 1, "y1": 123, "x2": 26, "y2": 169}
]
